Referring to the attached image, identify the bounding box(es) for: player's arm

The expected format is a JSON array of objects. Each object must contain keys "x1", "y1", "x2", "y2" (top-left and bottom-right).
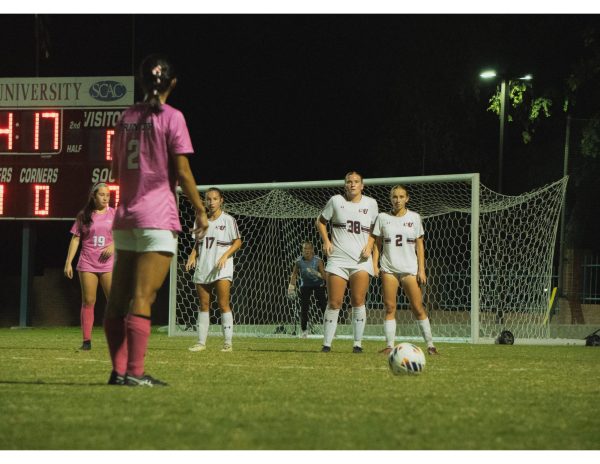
[
  {"x1": 316, "y1": 258, "x2": 326, "y2": 280},
  {"x1": 361, "y1": 234, "x2": 376, "y2": 259},
  {"x1": 316, "y1": 216, "x2": 332, "y2": 257},
  {"x1": 64, "y1": 235, "x2": 80, "y2": 279},
  {"x1": 185, "y1": 243, "x2": 198, "y2": 271},
  {"x1": 174, "y1": 154, "x2": 208, "y2": 238},
  {"x1": 288, "y1": 263, "x2": 299, "y2": 298},
  {"x1": 216, "y1": 238, "x2": 242, "y2": 269},
  {"x1": 416, "y1": 236, "x2": 426, "y2": 285},
  {"x1": 372, "y1": 236, "x2": 382, "y2": 278}
]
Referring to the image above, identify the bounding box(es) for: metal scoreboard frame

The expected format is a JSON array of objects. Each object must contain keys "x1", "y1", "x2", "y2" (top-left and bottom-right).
[{"x1": 0, "y1": 76, "x2": 134, "y2": 220}]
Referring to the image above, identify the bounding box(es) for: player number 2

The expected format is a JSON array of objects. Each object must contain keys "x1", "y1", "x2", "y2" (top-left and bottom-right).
[
  {"x1": 346, "y1": 220, "x2": 361, "y2": 234},
  {"x1": 127, "y1": 139, "x2": 140, "y2": 169},
  {"x1": 395, "y1": 234, "x2": 403, "y2": 247}
]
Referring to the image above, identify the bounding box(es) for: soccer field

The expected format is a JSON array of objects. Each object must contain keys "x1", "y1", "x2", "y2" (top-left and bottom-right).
[{"x1": 0, "y1": 327, "x2": 598, "y2": 450}]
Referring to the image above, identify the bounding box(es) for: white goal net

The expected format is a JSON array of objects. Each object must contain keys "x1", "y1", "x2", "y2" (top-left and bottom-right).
[{"x1": 169, "y1": 174, "x2": 568, "y2": 343}]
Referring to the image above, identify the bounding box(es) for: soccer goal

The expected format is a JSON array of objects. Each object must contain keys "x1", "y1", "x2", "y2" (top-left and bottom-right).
[{"x1": 169, "y1": 173, "x2": 569, "y2": 344}]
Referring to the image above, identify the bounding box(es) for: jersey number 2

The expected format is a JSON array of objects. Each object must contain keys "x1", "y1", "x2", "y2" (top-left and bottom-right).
[{"x1": 127, "y1": 140, "x2": 140, "y2": 169}]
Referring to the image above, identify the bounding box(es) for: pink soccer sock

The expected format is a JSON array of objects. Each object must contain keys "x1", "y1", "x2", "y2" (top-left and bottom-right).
[
  {"x1": 80, "y1": 304, "x2": 94, "y2": 341},
  {"x1": 126, "y1": 314, "x2": 151, "y2": 378},
  {"x1": 103, "y1": 316, "x2": 128, "y2": 375}
]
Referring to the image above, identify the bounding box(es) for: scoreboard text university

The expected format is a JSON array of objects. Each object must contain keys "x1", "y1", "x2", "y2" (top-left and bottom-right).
[{"x1": 0, "y1": 76, "x2": 134, "y2": 219}]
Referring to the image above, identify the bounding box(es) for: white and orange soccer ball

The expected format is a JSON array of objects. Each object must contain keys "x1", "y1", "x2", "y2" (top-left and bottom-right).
[{"x1": 388, "y1": 342, "x2": 426, "y2": 375}]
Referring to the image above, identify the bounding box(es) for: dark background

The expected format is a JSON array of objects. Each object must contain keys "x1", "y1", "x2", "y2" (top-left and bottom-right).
[{"x1": 1, "y1": 14, "x2": 599, "y2": 325}]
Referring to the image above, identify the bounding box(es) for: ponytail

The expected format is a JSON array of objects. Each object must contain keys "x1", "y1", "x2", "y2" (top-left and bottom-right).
[{"x1": 139, "y1": 54, "x2": 176, "y2": 113}]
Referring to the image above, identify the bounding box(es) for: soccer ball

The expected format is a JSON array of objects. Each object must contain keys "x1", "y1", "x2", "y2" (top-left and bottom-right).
[{"x1": 388, "y1": 343, "x2": 426, "y2": 375}]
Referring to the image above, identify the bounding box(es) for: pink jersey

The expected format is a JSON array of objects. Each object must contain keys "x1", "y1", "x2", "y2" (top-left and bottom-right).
[
  {"x1": 70, "y1": 207, "x2": 116, "y2": 273},
  {"x1": 111, "y1": 103, "x2": 194, "y2": 232}
]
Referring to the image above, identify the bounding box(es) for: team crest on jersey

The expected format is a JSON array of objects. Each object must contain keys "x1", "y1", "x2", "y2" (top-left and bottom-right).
[
  {"x1": 359, "y1": 209, "x2": 369, "y2": 214},
  {"x1": 404, "y1": 222, "x2": 414, "y2": 228},
  {"x1": 216, "y1": 225, "x2": 226, "y2": 230}
]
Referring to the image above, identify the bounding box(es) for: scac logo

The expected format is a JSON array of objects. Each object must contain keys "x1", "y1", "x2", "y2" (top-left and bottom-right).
[{"x1": 89, "y1": 80, "x2": 127, "y2": 102}]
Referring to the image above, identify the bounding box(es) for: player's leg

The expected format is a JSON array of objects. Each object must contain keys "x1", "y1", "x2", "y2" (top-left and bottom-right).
[
  {"x1": 348, "y1": 270, "x2": 370, "y2": 352},
  {"x1": 189, "y1": 283, "x2": 212, "y2": 351},
  {"x1": 322, "y1": 271, "x2": 348, "y2": 351},
  {"x1": 381, "y1": 272, "x2": 400, "y2": 354},
  {"x1": 314, "y1": 286, "x2": 327, "y2": 335},
  {"x1": 299, "y1": 286, "x2": 311, "y2": 337},
  {"x1": 124, "y1": 250, "x2": 172, "y2": 386},
  {"x1": 104, "y1": 249, "x2": 136, "y2": 384},
  {"x1": 215, "y1": 279, "x2": 233, "y2": 351},
  {"x1": 78, "y1": 271, "x2": 99, "y2": 349},
  {"x1": 401, "y1": 275, "x2": 437, "y2": 354}
]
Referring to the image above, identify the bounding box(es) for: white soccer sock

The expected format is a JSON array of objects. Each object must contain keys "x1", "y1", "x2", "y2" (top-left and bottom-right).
[
  {"x1": 352, "y1": 306, "x2": 367, "y2": 347},
  {"x1": 198, "y1": 311, "x2": 210, "y2": 345},
  {"x1": 417, "y1": 317, "x2": 434, "y2": 348},
  {"x1": 383, "y1": 318, "x2": 396, "y2": 348},
  {"x1": 221, "y1": 311, "x2": 234, "y2": 345},
  {"x1": 323, "y1": 308, "x2": 339, "y2": 347}
]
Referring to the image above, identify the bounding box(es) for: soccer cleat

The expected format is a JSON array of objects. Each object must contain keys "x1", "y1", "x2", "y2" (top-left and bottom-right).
[
  {"x1": 301, "y1": 331, "x2": 308, "y2": 339},
  {"x1": 427, "y1": 346, "x2": 440, "y2": 355},
  {"x1": 221, "y1": 344, "x2": 233, "y2": 352},
  {"x1": 378, "y1": 347, "x2": 393, "y2": 355},
  {"x1": 125, "y1": 374, "x2": 168, "y2": 387},
  {"x1": 321, "y1": 345, "x2": 331, "y2": 353},
  {"x1": 107, "y1": 370, "x2": 125, "y2": 386},
  {"x1": 352, "y1": 346, "x2": 364, "y2": 354},
  {"x1": 79, "y1": 340, "x2": 91, "y2": 351},
  {"x1": 188, "y1": 343, "x2": 207, "y2": 352}
]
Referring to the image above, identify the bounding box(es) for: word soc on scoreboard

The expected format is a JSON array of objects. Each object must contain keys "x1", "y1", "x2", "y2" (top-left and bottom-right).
[{"x1": 0, "y1": 76, "x2": 133, "y2": 219}]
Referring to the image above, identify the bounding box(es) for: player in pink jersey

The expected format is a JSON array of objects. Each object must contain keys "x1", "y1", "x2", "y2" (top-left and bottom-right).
[
  {"x1": 64, "y1": 183, "x2": 115, "y2": 351},
  {"x1": 104, "y1": 54, "x2": 208, "y2": 387},
  {"x1": 363, "y1": 184, "x2": 439, "y2": 355}
]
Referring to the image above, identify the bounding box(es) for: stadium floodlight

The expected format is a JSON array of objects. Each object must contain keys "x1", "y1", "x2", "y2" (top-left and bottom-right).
[{"x1": 479, "y1": 69, "x2": 533, "y2": 193}]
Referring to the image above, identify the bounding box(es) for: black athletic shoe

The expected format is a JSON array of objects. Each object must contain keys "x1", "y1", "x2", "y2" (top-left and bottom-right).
[
  {"x1": 321, "y1": 345, "x2": 331, "y2": 353},
  {"x1": 79, "y1": 340, "x2": 91, "y2": 351},
  {"x1": 352, "y1": 346, "x2": 363, "y2": 353},
  {"x1": 125, "y1": 374, "x2": 168, "y2": 387},
  {"x1": 107, "y1": 371, "x2": 125, "y2": 385}
]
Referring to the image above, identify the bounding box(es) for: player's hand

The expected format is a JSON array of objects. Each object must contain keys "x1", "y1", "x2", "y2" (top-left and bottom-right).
[
  {"x1": 322, "y1": 241, "x2": 333, "y2": 257},
  {"x1": 417, "y1": 270, "x2": 427, "y2": 285},
  {"x1": 64, "y1": 263, "x2": 73, "y2": 279},
  {"x1": 360, "y1": 244, "x2": 372, "y2": 259},
  {"x1": 373, "y1": 265, "x2": 380, "y2": 278},
  {"x1": 287, "y1": 284, "x2": 296, "y2": 299},
  {"x1": 99, "y1": 244, "x2": 114, "y2": 262},
  {"x1": 217, "y1": 255, "x2": 228, "y2": 270},
  {"x1": 193, "y1": 209, "x2": 209, "y2": 239},
  {"x1": 185, "y1": 255, "x2": 196, "y2": 271}
]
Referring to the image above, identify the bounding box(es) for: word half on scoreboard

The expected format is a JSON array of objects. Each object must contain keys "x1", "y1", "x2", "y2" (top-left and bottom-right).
[{"x1": 0, "y1": 76, "x2": 134, "y2": 220}]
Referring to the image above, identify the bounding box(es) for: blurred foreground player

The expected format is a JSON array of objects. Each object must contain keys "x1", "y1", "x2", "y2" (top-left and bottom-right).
[{"x1": 104, "y1": 54, "x2": 208, "y2": 386}]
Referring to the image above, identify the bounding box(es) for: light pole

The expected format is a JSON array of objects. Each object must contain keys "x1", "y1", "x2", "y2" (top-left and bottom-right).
[{"x1": 480, "y1": 70, "x2": 532, "y2": 194}]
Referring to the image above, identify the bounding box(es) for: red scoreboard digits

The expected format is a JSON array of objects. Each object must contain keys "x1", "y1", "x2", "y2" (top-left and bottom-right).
[{"x1": 0, "y1": 76, "x2": 133, "y2": 219}]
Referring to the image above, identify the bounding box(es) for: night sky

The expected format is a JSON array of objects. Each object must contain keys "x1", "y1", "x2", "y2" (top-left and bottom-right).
[
  {"x1": 2, "y1": 14, "x2": 596, "y2": 187},
  {"x1": 1, "y1": 12, "x2": 599, "y2": 321}
]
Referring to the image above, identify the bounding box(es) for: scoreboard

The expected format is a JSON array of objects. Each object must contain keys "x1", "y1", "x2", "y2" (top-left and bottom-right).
[{"x1": 0, "y1": 76, "x2": 133, "y2": 219}]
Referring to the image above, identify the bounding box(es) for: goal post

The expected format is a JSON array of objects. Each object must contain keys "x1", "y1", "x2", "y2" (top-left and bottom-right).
[{"x1": 169, "y1": 173, "x2": 569, "y2": 344}]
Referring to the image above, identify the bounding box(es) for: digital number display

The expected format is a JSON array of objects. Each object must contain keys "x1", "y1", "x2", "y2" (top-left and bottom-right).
[{"x1": 0, "y1": 76, "x2": 133, "y2": 219}]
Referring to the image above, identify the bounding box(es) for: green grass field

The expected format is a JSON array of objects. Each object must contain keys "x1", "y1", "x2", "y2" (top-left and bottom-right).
[{"x1": 0, "y1": 327, "x2": 598, "y2": 450}]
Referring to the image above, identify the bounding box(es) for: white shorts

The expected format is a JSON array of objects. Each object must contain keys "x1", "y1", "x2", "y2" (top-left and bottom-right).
[
  {"x1": 113, "y1": 229, "x2": 178, "y2": 254},
  {"x1": 325, "y1": 257, "x2": 374, "y2": 280},
  {"x1": 381, "y1": 269, "x2": 415, "y2": 283}
]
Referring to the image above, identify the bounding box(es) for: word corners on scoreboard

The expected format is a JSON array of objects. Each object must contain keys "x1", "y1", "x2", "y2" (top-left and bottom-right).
[{"x1": 0, "y1": 76, "x2": 133, "y2": 220}]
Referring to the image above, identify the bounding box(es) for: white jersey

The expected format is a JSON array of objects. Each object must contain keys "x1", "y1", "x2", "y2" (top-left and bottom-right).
[
  {"x1": 193, "y1": 212, "x2": 240, "y2": 284},
  {"x1": 372, "y1": 210, "x2": 424, "y2": 275},
  {"x1": 320, "y1": 194, "x2": 379, "y2": 263}
]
